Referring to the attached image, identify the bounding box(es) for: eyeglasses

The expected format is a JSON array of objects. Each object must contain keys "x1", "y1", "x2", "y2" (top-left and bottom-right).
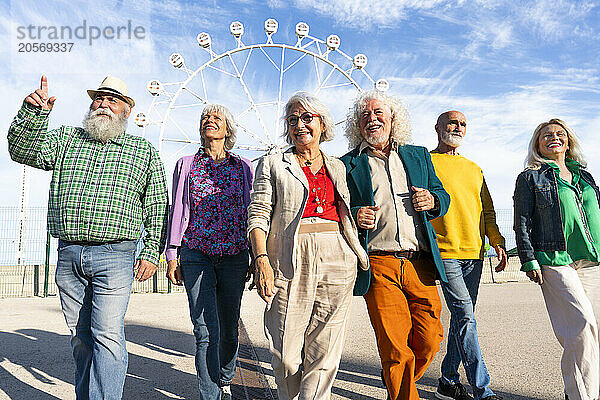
[{"x1": 286, "y1": 112, "x2": 320, "y2": 126}]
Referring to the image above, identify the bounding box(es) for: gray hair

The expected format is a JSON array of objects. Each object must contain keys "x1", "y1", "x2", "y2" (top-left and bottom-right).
[
  {"x1": 282, "y1": 92, "x2": 335, "y2": 145},
  {"x1": 200, "y1": 104, "x2": 237, "y2": 151},
  {"x1": 525, "y1": 118, "x2": 586, "y2": 170},
  {"x1": 344, "y1": 89, "x2": 412, "y2": 149}
]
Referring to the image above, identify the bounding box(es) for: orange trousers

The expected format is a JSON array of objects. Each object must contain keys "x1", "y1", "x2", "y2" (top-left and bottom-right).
[{"x1": 364, "y1": 254, "x2": 443, "y2": 400}]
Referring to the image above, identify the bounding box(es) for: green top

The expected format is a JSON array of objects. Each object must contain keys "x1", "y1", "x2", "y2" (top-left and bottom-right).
[
  {"x1": 8, "y1": 102, "x2": 169, "y2": 265},
  {"x1": 521, "y1": 159, "x2": 600, "y2": 271}
]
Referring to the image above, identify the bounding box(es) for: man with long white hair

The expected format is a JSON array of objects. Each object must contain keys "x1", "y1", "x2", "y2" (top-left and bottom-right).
[
  {"x1": 430, "y1": 111, "x2": 506, "y2": 400},
  {"x1": 8, "y1": 75, "x2": 168, "y2": 400},
  {"x1": 341, "y1": 90, "x2": 450, "y2": 400}
]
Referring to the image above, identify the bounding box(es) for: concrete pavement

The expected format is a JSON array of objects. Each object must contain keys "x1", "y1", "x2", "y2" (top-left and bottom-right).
[
  {"x1": 241, "y1": 282, "x2": 564, "y2": 400},
  {"x1": 0, "y1": 282, "x2": 564, "y2": 399}
]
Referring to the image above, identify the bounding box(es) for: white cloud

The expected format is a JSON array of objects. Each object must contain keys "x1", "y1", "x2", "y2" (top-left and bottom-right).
[
  {"x1": 518, "y1": 0, "x2": 597, "y2": 40},
  {"x1": 293, "y1": 0, "x2": 447, "y2": 30}
]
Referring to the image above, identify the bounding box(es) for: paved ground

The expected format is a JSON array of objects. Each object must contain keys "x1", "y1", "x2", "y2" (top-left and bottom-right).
[{"x1": 0, "y1": 282, "x2": 563, "y2": 399}]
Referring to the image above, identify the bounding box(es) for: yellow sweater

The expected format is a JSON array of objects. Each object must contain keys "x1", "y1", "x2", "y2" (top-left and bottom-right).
[{"x1": 430, "y1": 153, "x2": 505, "y2": 259}]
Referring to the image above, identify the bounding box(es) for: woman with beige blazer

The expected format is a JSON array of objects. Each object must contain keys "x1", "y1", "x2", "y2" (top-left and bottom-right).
[{"x1": 248, "y1": 92, "x2": 368, "y2": 400}]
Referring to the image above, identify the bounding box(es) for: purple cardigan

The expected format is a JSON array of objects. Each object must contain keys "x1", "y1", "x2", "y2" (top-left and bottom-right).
[{"x1": 165, "y1": 152, "x2": 254, "y2": 261}]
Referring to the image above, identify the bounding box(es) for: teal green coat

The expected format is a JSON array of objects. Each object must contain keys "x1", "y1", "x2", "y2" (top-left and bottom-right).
[{"x1": 340, "y1": 144, "x2": 450, "y2": 295}]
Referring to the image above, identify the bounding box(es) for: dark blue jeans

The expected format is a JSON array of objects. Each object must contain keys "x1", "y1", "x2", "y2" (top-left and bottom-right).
[
  {"x1": 180, "y1": 247, "x2": 249, "y2": 399},
  {"x1": 440, "y1": 259, "x2": 494, "y2": 400},
  {"x1": 55, "y1": 240, "x2": 137, "y2": 400}
]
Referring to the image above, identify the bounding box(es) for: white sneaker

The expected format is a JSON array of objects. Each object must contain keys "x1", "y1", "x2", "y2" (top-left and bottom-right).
[{"x1": 221, "y1": 385, "x2": 232, "y2": 400}]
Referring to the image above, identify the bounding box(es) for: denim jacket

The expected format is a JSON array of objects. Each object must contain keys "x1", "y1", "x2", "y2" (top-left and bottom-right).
[{"x1": 513, "y1": 162, "x2": 600, "y2": 266}]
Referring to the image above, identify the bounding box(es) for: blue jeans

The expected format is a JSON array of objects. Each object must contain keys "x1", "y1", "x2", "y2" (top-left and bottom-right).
[
  {"x1": 180, "y1": 247, "x2": 249, "y2": 400},
  {"x1": 55, "y1": 240, "x2": 137, "y2": 400},
  {"x1": 440, "y1": 259, "x2": 494, "y2": 400}
]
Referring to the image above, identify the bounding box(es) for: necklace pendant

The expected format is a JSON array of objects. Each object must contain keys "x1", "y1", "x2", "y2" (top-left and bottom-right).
[{"x1": 316, "y1": 205, "x2": 324, "y2": 213}]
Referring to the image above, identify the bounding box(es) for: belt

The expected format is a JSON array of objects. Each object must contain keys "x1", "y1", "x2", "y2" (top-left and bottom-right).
[
  {"x1": 369, "y1": 250, "x2": 425, "y2": 261},
  {"x1": 60, "y1": 239, "x2": 127, "y2": 246},
  {"x1": 298, "y1": 221, "x2": 341, "y2": 234}
]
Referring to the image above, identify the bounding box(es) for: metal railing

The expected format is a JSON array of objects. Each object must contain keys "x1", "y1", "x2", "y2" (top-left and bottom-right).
[
  {"x1": 0, "y1": 206, "x2": 525, "y2": 298},
  {"x1": 0, "y1": 262, "x2": 185, "y2": 298}
]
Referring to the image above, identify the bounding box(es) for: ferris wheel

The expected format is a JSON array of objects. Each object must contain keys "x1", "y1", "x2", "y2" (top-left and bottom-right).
[{"x1": 135, "y1": 18, "x2": 389, "y2": 163}]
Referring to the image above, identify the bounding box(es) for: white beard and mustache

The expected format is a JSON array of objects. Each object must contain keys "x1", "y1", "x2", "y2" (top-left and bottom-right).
[
  {"x1": 440, "y1": 130, "x2": 464, "y2": 147},
  {"x1": 363, "y1": 122, "x2": 390, "y2": 147},
  {"x1": 83, "y1": 107, "x2": 128, "y2": 143}
]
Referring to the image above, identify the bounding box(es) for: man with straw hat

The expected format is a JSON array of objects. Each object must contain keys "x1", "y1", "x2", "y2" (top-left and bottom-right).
[{"x1": 8, "y1": 75, "x2": 168, "y2": 399}]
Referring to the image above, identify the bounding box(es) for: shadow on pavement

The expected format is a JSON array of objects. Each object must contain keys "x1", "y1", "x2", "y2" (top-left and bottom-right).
[
  {"x1": 0, "y1": 325, "x2": 199, "y2": 400},
  {"x1": 1, "y1": 325, "x2": 547, "y2": 400},
  {"x1": 0, "y1": 329, "x2": 70, "y2": 400},
  {"x1": 123, "y1": 324, "x2": 197, "y2": 399}
]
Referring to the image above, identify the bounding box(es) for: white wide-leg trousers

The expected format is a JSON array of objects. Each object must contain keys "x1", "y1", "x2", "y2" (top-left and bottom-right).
[{"x1": 541, "y1": 261, "x2": 600, "y2": 400}]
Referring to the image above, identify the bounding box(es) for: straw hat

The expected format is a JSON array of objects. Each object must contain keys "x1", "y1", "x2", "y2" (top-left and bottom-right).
[{"x1": 87, "y1": 76, "x2": 135, "y2": 107}]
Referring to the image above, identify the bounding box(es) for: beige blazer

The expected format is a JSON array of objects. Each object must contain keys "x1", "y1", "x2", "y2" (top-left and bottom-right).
[{"x1": 247, "y1": 147, "x2": 368, "y2": 280}]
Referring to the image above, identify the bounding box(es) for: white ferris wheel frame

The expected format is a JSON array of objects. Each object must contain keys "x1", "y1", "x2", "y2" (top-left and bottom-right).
[{"x1": 138, "y1": 19, "x2": 389, "y2": 159}]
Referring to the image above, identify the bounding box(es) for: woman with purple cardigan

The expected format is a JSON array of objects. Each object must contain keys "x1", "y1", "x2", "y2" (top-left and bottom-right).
[{"x1": 165, "y1": 104, "x2": 253, "y2": 400}]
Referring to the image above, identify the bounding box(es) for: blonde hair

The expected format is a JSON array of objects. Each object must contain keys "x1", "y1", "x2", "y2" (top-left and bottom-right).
[
  {"x1": 344, "y1": 89, "x2": 412, "y2": 149},
  {"x1": 282, "y1": 92, "x2": 335, "y2": 145},
  {"x1": 525, "y1": 118, "x2": 586, "y2": 169},
  {"x1": 200, "y1": 104, "x2": 237, "y2": 151}
]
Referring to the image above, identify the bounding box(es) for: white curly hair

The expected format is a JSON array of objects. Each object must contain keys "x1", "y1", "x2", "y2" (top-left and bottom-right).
[{"x1": 344, "y1": 89, "x2": 412, "y2": 149}]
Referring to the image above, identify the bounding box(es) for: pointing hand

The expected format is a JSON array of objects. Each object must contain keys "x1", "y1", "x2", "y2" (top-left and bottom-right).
[{"x1": 24, "y1": 75, "x2": 56, "y2": 110}]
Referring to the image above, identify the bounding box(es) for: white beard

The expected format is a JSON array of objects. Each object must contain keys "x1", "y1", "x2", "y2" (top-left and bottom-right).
[
  {"x1": 440, "y1": 131, "x2": 464, "y2": 148},
  {"x1": 83, "y1": 108, "x2": 128, "y2": 143},
  {"x1": 363, "y1": 123, "x2": 390, "y2": 147}
]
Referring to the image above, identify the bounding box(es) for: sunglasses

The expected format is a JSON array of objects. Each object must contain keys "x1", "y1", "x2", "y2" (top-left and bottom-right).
[{"x1": 286, "y1": 112, "x2": 320, "y2": 126}]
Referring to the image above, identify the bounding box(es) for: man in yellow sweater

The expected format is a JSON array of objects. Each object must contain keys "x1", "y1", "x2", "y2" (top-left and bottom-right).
[{"x1": 430, "y1": 111, "x2": 507, "y2": 400}]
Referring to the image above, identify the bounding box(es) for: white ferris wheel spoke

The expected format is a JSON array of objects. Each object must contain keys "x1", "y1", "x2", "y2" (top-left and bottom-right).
[
  {"x1": 315, "y1": 65, "x2": 338, "y2": 95},
  {"x1": 240, "y1": 48, "x2": 254, "y2": 78},
  {"x1": 181, "y1": 87, "x2": 207, "y2": 104},
  {"x1": 206, "y1": 64, "x2": 239, "y2": 78},
  {"x1": 226, "y1": 52, "x2": 274, "y2": 144},
  {"x1": 200, "y1": 70, "x2": 208, "y2": 101},
  {"x1": 258, "y1": 46, "x2": 281, "y2": 72},
  {"x1": 276, "y1": 46, "x2": 286, "y2": 143}
]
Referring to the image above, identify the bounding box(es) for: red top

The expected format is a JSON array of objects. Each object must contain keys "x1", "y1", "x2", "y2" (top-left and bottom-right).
[{"x1": 300, "y1": 165, "x2": 341, "y2": 222}]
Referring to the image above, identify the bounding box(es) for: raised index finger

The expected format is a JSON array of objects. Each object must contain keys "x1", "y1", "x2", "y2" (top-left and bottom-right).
[{"x1": 40, "y1": 75, "x2": 48, "y2": 94}]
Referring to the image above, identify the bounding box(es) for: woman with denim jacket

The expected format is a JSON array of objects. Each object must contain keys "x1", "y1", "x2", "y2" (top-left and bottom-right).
[
  {"x1": 165, "y1": 104, "x2": 253, "y2": 400},
  {"x1": 513, "y1": 118, "x2": 600, "y2": 400}
]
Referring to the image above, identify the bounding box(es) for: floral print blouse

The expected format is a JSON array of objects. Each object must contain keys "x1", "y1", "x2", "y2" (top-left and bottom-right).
[{"x1": 182, "y1": 150, "x2": 249, "y2": 256}]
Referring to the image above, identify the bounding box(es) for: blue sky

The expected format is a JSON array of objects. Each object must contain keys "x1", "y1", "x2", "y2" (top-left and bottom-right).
[{"x1": 1, "y1": 0, "x2": 599, "y2": 214}]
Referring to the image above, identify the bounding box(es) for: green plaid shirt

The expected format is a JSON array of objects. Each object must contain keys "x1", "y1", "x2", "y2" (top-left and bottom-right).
[{"x1": 8, "y1": 102, "x2": 168, "y2": 265}]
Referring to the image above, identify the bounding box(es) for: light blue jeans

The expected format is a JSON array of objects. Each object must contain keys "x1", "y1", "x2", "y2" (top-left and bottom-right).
[
  {"x1": 439, "y1": 259, "x2": 495, "y2": 400},
  {"x1": 55, "y1": 240, "x2": 137, "y2": 400},
  {"x1": 180, "y1": 247, "x2": 249, "y2": 400}
]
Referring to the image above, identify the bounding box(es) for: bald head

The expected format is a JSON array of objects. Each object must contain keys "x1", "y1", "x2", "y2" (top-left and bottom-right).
[
  {"x1": 436, "y1": 111, "x2": 465, "y2": 129},
  {"x1": 435, "y1": 110, "x2": 466, "y2": 150}
]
